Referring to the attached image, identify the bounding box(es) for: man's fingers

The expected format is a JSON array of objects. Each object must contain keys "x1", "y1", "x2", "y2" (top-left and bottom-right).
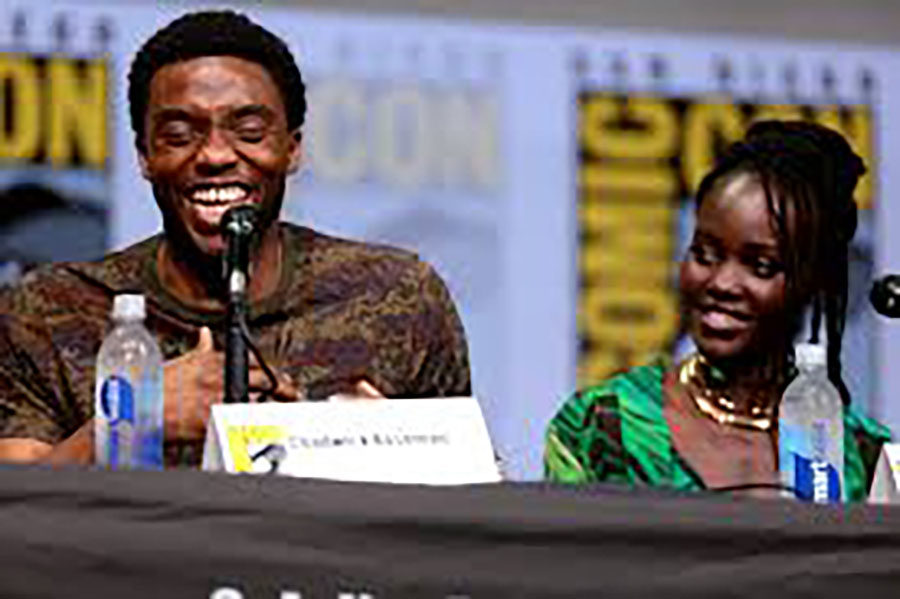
[
  {"x1": 195, "y1": 326, "x2": 214, "y2": 352},
  {"x1": 249, "y1": 369, "x2": 304, "y2": 402},
  {"x1": 329, "y1": 379, "x2": 386, "y2": 401},
  {"x1": 354, "y1": 379, "x2": 385, "y2": 399}
]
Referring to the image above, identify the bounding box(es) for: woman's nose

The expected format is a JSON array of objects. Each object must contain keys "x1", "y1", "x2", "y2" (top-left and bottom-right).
[{"x1": 707, "y1": 259, "x2": 743, "y2": 297}]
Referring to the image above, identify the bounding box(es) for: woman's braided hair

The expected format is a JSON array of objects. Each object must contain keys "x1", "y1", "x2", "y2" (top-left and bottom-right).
[{"x1": 695, "y1": 120, "x2": 866, "y2": 403}]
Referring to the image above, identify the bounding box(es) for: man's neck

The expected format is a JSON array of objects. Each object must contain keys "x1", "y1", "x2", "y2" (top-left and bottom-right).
[{"x1": 155, "y1": 226, "x2": 283, "y2": 312}]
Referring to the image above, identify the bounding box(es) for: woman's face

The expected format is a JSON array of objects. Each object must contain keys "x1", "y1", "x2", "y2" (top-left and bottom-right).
[{"x1": 680, "y1": 172, "x2": 788, "y2": 364}]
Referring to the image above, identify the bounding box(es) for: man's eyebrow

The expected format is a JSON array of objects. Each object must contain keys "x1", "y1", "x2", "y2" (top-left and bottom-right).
[
  {"x1": 149, "y1": 106, "x2": 196, "y2": 124},
  {"x1": 231, "y1": 104, "x2": 276, "y2": 120}
]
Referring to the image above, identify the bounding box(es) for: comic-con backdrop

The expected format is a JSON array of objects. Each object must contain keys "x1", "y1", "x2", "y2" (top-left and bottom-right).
[{"x1": 3, "y1": 4, "x2": 899, "y2": 479}]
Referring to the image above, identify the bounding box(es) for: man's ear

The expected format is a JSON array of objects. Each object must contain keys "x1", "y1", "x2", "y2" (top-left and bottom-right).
[
  {"x1": 138, "y1": 149, "x2": 151, "y2": 180},
  {"x1": 287, "y1": 130, "x2": 303, "y2": 174}
]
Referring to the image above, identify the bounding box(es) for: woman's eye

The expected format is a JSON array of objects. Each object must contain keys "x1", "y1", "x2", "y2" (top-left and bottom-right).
[
  {"x1": 752, "y1": 258, "x2": 782, "y2": 278},
  {"x1": 689, "y1": 244, "x2": 717, "y2": 266}
]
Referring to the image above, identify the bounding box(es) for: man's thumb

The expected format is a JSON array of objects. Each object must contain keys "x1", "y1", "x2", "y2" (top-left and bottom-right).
[{"x1": 196, "y1": 326, "x2": 214, "y2": 351}]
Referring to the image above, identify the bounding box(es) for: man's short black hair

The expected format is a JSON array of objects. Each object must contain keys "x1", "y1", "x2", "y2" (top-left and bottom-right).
[{"x1": 128, "y1": 10, "x2": 306, "y2": 151}]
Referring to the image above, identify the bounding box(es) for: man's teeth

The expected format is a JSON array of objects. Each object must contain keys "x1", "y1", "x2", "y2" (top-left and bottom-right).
[{"x1": 191, "y1": 186, "x2": 248, "y2": 203}]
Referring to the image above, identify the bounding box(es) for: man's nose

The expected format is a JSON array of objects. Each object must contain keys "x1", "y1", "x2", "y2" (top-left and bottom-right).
[{"x1": 195, "y1": 128, "x2": 238, "y2": 173}]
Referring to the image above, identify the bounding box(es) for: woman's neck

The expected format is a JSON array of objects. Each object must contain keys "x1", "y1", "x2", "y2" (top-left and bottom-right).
[{"x1": 700, "y1": 352, "x2": 788, "y2": 410}]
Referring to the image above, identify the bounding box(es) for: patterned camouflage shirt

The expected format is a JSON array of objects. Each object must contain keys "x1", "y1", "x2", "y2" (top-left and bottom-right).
[{"x1": 0, "y1": 223, "x2": 471, "y2": 466}]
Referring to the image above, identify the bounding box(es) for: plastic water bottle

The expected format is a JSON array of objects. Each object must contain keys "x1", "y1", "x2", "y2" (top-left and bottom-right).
[
  {"x1": 94, "y1": 294, "x2": 164, "y2": 470},
  {"x1": 778, "y1": 343, "x2": 844, "y2": 503}
]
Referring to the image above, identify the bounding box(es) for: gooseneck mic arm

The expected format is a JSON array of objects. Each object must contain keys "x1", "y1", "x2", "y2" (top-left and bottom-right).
[
  {"x1": 221, "y1": 205, "x2": 259, "y2": 403},
  {"x1": 871, "y1": 275, "x2": 900, "y2": 318}
]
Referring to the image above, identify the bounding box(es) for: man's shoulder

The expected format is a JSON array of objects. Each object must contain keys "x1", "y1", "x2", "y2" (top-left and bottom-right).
[
  {"x1": 280, "y1": 223, "x2": 436, "y2": 297},
  {"x1": 283, "y1": 222, "x2": 420, "y2": 266},
  {"x1": 66, "y1": 236, "x2": 159, "y2": 291},
  {"x1": 0, "y1": 236, "x2": 159, "y2": 317}
]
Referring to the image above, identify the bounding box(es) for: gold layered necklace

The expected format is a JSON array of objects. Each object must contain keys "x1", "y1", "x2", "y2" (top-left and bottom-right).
[{"x1": 678, "y1": 353, "x2": 775, "y2": 431}]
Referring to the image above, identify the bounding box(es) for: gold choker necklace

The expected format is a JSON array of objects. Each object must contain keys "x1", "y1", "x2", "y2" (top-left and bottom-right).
[{"x1": 678, "y1": 354, "x2": 775, "y2": 431}]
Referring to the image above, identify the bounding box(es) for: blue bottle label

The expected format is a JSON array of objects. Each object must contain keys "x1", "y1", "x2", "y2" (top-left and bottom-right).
[
  {"x1": 792, "y1": 454, "x2": 841, "y2": 502},
  {"x1": 100, "y1": 375, "x2": 135, "y2": 422},
  {"x1": 99, "y1": 375, "x2": 135, "y2": 469},
  {"x1": 780, "y1": 420, "x2": 841, "y2": 503}
]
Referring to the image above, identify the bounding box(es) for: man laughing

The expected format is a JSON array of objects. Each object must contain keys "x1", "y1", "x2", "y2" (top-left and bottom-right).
[{"x1": 0, "y1": 11, "x2": 471, "y2": 467}]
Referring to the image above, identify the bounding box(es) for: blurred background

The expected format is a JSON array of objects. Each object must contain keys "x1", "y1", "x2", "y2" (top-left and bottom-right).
[{"x1": 4, "y1": 0, "x2": 900, "y2": 479}]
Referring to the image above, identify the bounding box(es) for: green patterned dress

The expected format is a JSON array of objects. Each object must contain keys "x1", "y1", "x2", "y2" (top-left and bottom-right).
[{"x1": 545, "y1": 358, "x2": 891, "y2": 502}]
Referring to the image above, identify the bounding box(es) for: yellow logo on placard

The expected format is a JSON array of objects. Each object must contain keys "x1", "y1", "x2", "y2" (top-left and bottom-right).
[{"x1": 225, "y1": 425, "x2": 286, "y2": 472}]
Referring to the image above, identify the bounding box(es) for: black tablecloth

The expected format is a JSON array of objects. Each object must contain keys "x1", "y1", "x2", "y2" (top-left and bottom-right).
[{"x1": 0, "y1": 466, "x2": 898, "y2": 597}]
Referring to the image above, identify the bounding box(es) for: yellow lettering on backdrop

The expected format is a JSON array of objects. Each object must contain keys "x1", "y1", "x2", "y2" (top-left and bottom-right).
[
  {"x1": 751, "y1": 103, "x2": 804, "y2": 124},
  {"x1": 0, "y1": 55, "x2": 40, "y2": 160},
  {"x1": 580, "y1": 285, "x2": 679, "y2": 354},
  {"x1": 577, "y1": 91, "x2": 879, "y2": 386},
  {"x1": 580, "y1": 201, "x2": 672, "y2": 280},
  {"x1": 580, "y1": 96, "x2": 678, "y2": 159},
  {"x1": 48, "y1": 57, "x2": 107, "y2": 167},
  {"x1": 813, "y1": 105, "x2": 874, "y2": 209},
  {"x1": 682, "y1": 102, "x2": 744, "y2": 193},
  {"x1": 581, "y1": 163, "x2": 678, "y2": 196},
  {"x1": 578, "y1": 93, "x2": 678, "y2": 385}
]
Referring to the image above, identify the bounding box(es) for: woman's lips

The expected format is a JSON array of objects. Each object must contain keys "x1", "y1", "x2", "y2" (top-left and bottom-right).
[{"x1": 698, "y1": 306, "x2": 751, "y2": 333}]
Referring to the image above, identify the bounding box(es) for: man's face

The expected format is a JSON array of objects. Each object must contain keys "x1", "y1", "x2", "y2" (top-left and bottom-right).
[{"x1": 139, "y1": 56, "x2": 301, "y2": 256}]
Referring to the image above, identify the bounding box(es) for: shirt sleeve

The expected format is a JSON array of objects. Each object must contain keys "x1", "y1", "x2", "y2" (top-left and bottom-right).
[
  {"x1": 544, "y1": 388, "x2": 631, "y2": 485},
  {"x1": 545, "y1": 391, "x2": 597, "y2": 484},
  {"x1": 405, "y1": 262, "x2": 472, "y2": 398},
  {"x1": 0, "y1": 313, "x2": 72, "y2": 444}
]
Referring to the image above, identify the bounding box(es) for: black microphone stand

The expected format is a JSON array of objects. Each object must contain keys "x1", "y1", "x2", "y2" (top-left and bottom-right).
[{"x1": 222, "y1": 206, "x2": 258, "y2": 403}]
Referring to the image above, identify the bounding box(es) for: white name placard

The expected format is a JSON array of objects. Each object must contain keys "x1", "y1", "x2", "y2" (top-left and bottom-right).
[
  {"x1": 868, "y1": 443, "x2": 900, "y2": 503},
  {"x1": 201, "y1": 398, "x2": 501, "y2": 485}
]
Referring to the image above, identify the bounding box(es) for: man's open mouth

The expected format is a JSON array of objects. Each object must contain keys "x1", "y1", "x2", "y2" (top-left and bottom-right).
[{"x1": 187, "y1": 183, "x2": 252, "y2": 205}]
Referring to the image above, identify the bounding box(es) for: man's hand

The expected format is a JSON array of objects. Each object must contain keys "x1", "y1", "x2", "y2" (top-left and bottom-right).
[
  {"x1": 249, "y1": 358, "x2": 303, "y2": 402},
  {"x1": 165, "y1": 327, "x2": 308, "y2": 439},
  {"x1": 163, "y1": 326, "x2": 225, "y2": 441},
  {"x1": 328, "y1": 379, "x2": 386, "y2": 401},
  {"x1": 0, "y1": 333, "x2": 383, "y2": 467}
]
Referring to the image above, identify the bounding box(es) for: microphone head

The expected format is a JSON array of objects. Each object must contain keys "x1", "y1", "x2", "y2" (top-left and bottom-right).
[
  {"x1": 220, "y1": 204, "x2": 260, "y2": 287},
  {"x1": 870, "y1": 274, "x2": 900, "y2": 318},
  {"x1": 220, "y1": 204, "x2": 259, "y2": 238}
]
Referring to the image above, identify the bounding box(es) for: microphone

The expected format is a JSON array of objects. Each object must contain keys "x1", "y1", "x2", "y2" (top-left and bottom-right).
[
  {"x1": 870, "y1": 275, "x2": 900, "y2": 318},
  {"x1": 221, "y1": 204, "x2": 259, "y2": 296},
  {"x1": 221, "y1": 204, "x2": 260, "y2": 403}
]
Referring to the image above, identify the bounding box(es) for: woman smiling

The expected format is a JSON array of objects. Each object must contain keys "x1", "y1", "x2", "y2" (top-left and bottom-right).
[{"x1": 544, "y1": 120, "x2": 890, "y2": 501}]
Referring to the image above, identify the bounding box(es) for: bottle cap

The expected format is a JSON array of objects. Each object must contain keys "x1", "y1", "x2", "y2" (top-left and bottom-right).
[
  {"x1": 112, "y1": 294, "x2": 146, "y2": 321},
  {"x1": 795, "y1": 342, "x2": 826, "y2": 366}
]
